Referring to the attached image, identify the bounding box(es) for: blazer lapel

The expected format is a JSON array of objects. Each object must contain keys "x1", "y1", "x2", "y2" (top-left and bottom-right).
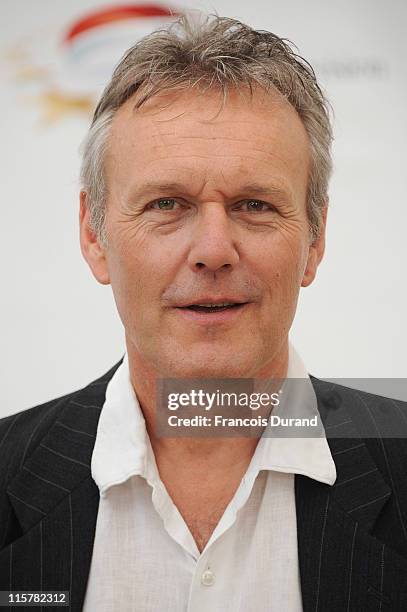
[
  {"x1": 296, "y1": 378, "x2": 407, "y2": 612},
  {"x1": 0, "y1": 363, "x2": 121, "y2": 611}
]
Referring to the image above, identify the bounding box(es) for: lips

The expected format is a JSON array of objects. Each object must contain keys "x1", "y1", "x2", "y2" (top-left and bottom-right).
[
  {"x1": 176, "y1": 299, "x2": 248, "y2": 313},
  {"x1": 183, "y1": 303, "x2": 245, "y2": 312}
]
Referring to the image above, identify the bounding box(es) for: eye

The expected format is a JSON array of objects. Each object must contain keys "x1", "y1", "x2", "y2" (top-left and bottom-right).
[
  {"x1": 236, "y1": 200, "x2": 275, "y2": 212},
  {"x1": 149, "y1": 198, "x2": 179, "y2": 211}
]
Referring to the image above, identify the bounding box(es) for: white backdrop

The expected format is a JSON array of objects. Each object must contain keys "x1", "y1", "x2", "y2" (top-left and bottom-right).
[{"x1": 1, "y1": 0, "x2": 406, "y2": 417}]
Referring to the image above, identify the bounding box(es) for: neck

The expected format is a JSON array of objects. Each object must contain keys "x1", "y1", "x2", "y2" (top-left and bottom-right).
[{"x1": 125, "y1": 337, "x2": 289, "y2": 469}]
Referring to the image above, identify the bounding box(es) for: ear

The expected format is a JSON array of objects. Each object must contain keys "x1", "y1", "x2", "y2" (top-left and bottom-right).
[
  {"x1": 79, "y1": 191, "x2": 110, "y2": 285},
  {"x1": 301, "y1": 204, "x2": 328, "y2": 288}
]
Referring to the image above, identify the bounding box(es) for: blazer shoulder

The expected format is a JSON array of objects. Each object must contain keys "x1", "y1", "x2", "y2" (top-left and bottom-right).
[
  {"x1": 311, "y1": 375, "x2": 407, "y2": 485},
  {"x1": 311, "y1": 376, "x2": 407, "y2": 422},
  {"x1": 0, "y1": 359, "x2": 122, "y2": 486}
]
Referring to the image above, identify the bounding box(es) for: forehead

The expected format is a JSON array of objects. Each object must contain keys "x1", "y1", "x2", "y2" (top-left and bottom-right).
[{"x1": 106, "y1": 85, "x2": 310, "y2": 199}]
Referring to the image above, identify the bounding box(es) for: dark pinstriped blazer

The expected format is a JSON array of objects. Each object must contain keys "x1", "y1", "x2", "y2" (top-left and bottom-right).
[{"x1": 1, "y1": 361, "x2": 407, "y2": 611}]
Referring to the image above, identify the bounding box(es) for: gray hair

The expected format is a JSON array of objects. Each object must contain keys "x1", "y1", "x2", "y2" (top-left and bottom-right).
[{"x1": 80, "y1": 12, "x2": 333, "y2": 246}]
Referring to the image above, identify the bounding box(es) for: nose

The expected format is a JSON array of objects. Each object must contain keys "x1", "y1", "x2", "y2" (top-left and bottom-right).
[{"x1": 187, "y1": 203, "x2": 240, "y2": 273}]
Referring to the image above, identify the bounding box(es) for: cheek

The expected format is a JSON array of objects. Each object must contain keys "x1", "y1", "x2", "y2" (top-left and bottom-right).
[
  {"x1": 255, "y1": 232, "x2": 308, "y2": 294},
  {"x1": 106, "y1": 232, "x2": 182, "y2": 318}
]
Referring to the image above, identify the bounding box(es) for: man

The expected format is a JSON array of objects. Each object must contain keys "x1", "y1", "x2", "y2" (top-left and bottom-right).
[{"x1": 1, "y1": 13, "x2": 407, "y2": 612}]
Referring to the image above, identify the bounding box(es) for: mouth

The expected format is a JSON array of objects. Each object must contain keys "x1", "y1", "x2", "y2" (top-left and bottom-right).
[
  {"x1": 179, "y1": 302, "x2": 247, "y2": 313},
  {"x1": 172, "y1": 299, "x2": 251, "y2": 325}
]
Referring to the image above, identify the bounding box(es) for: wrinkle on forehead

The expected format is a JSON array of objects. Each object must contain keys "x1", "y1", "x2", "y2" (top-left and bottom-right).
[
  {"x1": 109, "y1": 92, "x2": 308, "y2": 156},
  {"x1": 106, "y1": 85, "x2": 310, "y2": 208}
]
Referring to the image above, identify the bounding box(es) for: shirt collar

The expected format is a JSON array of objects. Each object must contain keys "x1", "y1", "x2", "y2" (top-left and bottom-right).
[
  {"x1": 91, "y1": 352, "x2": 151, "y2": 496},
  {"x1": 91, "y1": 343, "x2": 336, "y2": 496},
  {"x1": 250, "y1": 343, "x2": 337, "y2": 485}
]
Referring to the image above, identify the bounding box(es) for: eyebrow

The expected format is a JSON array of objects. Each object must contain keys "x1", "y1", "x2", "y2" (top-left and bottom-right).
[{"x1": 130, "y1": 181, "x2": 290, "y2": 201}]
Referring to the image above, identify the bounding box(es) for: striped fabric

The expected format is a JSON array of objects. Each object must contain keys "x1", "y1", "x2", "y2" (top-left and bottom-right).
[{"x1": 1, "y1": 364, "x2": 407, "y2": 611}]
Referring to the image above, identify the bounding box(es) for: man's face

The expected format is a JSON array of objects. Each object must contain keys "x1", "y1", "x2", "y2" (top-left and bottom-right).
[{"x1": 81, "y1": 86, "x2": 325, "y2": 378}]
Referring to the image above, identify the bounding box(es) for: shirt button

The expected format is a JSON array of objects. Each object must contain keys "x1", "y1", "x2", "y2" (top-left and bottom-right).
[{"x1": 201, "y1": 569, "x2": 215, "y2": 586}]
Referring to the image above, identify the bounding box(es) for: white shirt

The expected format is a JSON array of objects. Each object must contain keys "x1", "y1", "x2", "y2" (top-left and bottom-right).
[{"x1": 83, "y1": 344, "x2": 336, "y2": 612}]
